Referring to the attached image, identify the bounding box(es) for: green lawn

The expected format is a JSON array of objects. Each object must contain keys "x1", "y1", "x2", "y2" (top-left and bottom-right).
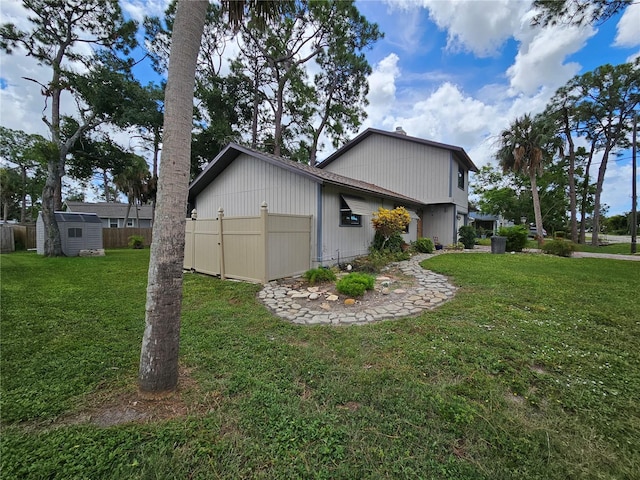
[{"x1": 1, "y1": 250, "x2": 639, "y2": 479}]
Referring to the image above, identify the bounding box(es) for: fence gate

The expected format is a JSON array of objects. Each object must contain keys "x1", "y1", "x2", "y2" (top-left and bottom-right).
[{"x1": 184, "y1": 203, "x2": 311, "y2": 283}]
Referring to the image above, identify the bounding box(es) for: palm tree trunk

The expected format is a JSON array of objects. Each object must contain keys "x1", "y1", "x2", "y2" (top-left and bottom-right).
[
  {"x1": 139, "y1": 0, "x2": 208, "y2": 396},
  {"x1": 530, "y1": 172, "x2": 545, "y2": 248}
]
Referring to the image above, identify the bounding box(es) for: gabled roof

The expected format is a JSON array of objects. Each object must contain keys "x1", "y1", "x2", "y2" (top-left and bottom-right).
[
  {"x1": 317, "y1": 128, "x2": 478, "y2": 172},
  {"x1": 65, "y1": 202, "x2": 154, "y2": 219},
  {"x1": 189, "y1": 143, "x2": 424, "y2": 207}
]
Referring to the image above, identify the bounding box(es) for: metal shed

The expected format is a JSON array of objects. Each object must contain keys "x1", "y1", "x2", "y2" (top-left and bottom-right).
[{"x1": 36, "y1": 211, "x2": 103, "y2": 256}]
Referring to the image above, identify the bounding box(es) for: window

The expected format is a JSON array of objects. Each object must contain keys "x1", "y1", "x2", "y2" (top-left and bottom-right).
[
  {"x1": 126, "y1": 218, "x2": 135, "y2": 227},
  {"x1": 340, "y1": 196, "x2": 362, "y2": 226},
  {"x1": 110, "y1": 219, "x2": 118, "y2": 228},
  {"x1": 68, "y1": 227, "x2": 82, "y2": 238},
  {"x1": 458, "y1": 166, "x2": 465, "y2": 190}
]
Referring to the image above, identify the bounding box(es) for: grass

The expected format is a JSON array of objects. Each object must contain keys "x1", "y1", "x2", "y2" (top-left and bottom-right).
[{"x1": 1, "y1": 249, "x2": 639, "y2": 479}]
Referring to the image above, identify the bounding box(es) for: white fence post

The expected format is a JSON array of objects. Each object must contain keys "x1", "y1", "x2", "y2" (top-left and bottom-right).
[
  {"x1": 260, "y1": 202, "x2": 268, "y2": 283},
  {"x1": 218, "y1": 207, "x2": 225, "y2": 280}
]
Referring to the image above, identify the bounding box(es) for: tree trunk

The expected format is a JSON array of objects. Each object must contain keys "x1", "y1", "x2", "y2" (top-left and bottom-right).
[
  {"x1": 42, "y1": 160, "x2": 63, "y2": 256},
  {"x1": 591, "y1": 146, "x2": 612, "y2": 246},
  {"x1": 578, "y1": 141, "x2": 596, "y2": 243},
  {"x1": 20, "y1": 165, "x2": 27, "y2": 224},
  {"x1": 562, "y1": 110, "x2": 578, "y2": 243},
  {"x1": 530, "y1": 172, "x2": 545, "y2": 248},
  {"x1": 139, "y1": 0, "x2": 207, "y2": 396},
  {"x1": 273, "y1": 76, "x2": 285, "y2": 157}
]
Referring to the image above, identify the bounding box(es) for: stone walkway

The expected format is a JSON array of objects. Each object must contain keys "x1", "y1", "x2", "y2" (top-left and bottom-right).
[{"x1": 258, "y1": 253, "x2": 456, "y2": 326}]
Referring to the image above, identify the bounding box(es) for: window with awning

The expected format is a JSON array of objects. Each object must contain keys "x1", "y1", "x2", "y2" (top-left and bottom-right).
[{"x1": 340, "y1": 195, "x2": 373, "y2": 226}]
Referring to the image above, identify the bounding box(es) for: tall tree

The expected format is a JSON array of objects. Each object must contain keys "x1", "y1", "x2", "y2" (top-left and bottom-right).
[
  {"x1": 238, "y1": 0, "x2": 380, "y2": 158},
  {"x1": 139, "y1": 0, "x2": 292, "y2": 396},
  {"x1": 138, "y1": 1, "x2": 209, "y2": 397},
  {"x1": 0, "y1": 127, "x2": 48, "y2": 223},
  {"x1": 496, "y1": 114, "x2": 559, "y2": 247},
  {"x1": 0, "y1": 0, "x2": 137, "y2": 256},
  {"x1": 575, "y1": 62, "x2": 639, "y2": 245},
  {"x1": 113, "y1": 154, "x2": 151, "y2": 227}
]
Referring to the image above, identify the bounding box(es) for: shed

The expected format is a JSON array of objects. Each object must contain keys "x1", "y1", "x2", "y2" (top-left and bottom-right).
[{"x1": 36, "y1": 211, "x2": 103, "y2": 256}]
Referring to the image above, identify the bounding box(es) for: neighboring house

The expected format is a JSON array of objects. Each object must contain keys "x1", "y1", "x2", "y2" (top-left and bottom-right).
[
  {"x1": 36, "y1": 211, "x2": 103, "y2": 256},
  {"x1": 65, "y1": 202, "x2": 153, "y2": 228},
  {"x1": 188, "y1": 143, "x2": 424, "y2": 267},
  {"x1": 318, "y1": 127, "x2": 478, "y2": 246},
  {"x1": 469, "y1": 212, "x2": 500, "y2": 236}
]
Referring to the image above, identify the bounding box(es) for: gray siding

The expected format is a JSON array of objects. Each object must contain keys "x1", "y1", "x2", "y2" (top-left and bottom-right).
[
  {"x1": 195, "y1": 153, "x2": 318, "y2": 218},
  {"x1": 423, "y1": 204, "x2": 456, "y2": 245},
  {"x1": 322, "y1": 135, "x2": 452, "y2": 204},
  {"x1": 317, "y1": 185, "x2": 418, "y2": 266}
]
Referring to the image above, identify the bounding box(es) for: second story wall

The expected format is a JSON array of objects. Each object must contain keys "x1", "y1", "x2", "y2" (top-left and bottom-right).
[{"x1": 321, "y1": 134, "x2": 455, "y2": 205}]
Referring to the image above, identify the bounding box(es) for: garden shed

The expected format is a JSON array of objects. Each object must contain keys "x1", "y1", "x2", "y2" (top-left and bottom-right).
[{"x1": 36, "y1": 211, "x2": 103, "y2": 256}]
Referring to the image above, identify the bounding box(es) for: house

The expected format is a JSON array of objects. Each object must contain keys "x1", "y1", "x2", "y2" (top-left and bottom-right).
[
  {"x1": 36, "y1": 211, "x2": 103, "y2": 256},
  {"x1": 65, "y1": 202, "x2": 153, "y2": 229},
  {"x1": 188, "y1": 143, "x2": 424, "y2": 267},
  {"x1": 317, "y1": 127, "x2": 478, "y2": 246}
]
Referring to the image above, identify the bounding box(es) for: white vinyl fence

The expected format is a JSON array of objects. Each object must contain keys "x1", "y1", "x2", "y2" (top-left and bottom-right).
[{"x1": 184, "y1": 203, "x2": 312, "y2": 283}]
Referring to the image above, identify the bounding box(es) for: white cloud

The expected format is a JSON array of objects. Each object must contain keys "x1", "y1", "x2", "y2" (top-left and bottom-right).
[
  {"x1": 121, "y1": 0, "x2": 170, "y2": 23},
  {"x1": 507, "y1": 23, "x2": 595, "y2": 96},
  {"x1": 614, "y1": 3, "x2": 640, "y2": 48},
  {"x1": 401, "y1": 0, "x2": 529, "y2": 57},
  {"x1": 365, "y1": 53, "x2": 401, "y2": 126}
]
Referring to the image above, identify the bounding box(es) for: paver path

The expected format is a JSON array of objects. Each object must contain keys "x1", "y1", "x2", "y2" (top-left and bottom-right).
[
  {"x1": 258, "y1": 253, "x2": 456, "y2": 326},
  {"x1": 258, "y1": 246, "x2": 639, "y2": 326}
]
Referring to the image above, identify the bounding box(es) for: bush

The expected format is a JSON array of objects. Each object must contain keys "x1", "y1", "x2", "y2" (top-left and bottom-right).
[
  {"x1": 542, "y1": 239, "x2": 576, "y2": 257},
  {"x1": 413, "y1": 237, "x2": 434, "y2": 254},
  {"x1": 336, "y1": 272, "x2": 375, "y2": 297},
  {"x1": 555, "y1": 231, "x2": 565, "y2": 239},
  {"x1": 371, "y1": 231, "x2": 403, "y2": 253},
  {"x1": 497, "y1": 225, "x2": 528, "y2": 252},
  {"x1": 128, "y1": 235, "x2": 145, "y2": 249},
  {"x1": 303, "y1": 267, "x2": 336, "y2": 285},
  {"x1": 458, "y1": 225, "x2": 476, "y2": 249}
]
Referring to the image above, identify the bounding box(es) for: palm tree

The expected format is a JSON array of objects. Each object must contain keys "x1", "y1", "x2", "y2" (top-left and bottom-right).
[
  {"x1": 113, "y1": 154, "x2": 150, "y2": 227},
  {"x1": 496, "y1": 114, "x2": 558, "y2": 248},
  {"x1": 139, "y1": 0, "x2": 290, "y2": 396}
]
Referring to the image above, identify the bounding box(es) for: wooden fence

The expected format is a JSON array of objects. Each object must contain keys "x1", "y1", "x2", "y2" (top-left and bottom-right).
[
  {"x1": 102, "y1": 227, "x2": 153, "y2": 249},
  {"x1": 3, "y1": 225, "x2": 152, "y2": 250},
  {"x1": 184, "y1": 203, "x2": 312, "y2": 283}
]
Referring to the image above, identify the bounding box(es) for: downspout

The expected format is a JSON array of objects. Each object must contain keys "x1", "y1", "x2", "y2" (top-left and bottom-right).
[
  {"x1": 448, "y1": 152, "x2": 453, "y2": 198},
  {"x1": 453, "y1": 204, "x2": 458, "y2": 244},
  {"x1": 316, "y1": 183, "x2": 323, "y2": 264}
]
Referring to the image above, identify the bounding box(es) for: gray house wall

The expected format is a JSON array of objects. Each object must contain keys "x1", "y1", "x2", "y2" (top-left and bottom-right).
[
  {"x1": 320, "y1": 133, "x2": 472, "y2": 245},
  {"x1": 194, "y1": 153, "x2": 319, "y2": 219},
  {"x1": 320, "y1": 134, "x2": 454, "y2": 205},
  {"x1": 318, "y1": 185, "x2": 418, "y2": 265}
]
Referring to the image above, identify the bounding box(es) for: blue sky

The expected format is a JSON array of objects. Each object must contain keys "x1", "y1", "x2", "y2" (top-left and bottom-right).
[{"x1": 1, "y1": 0, "x2": 639, "y2": 215}]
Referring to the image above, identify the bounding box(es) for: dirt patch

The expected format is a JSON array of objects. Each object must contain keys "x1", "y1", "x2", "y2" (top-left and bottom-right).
[{"x1": 56, "y1": 366, "x2": 211, "y2": 428}]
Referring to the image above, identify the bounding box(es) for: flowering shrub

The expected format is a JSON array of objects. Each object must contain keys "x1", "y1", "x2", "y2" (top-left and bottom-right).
[{"x1": 371, "y1": 207, "x2": 411, "y2": 251}]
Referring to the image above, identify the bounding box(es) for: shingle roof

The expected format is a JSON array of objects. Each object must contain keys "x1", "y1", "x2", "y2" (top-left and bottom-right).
[
  {"x1": 317, "y1": 128, "x2": 478, "y2": 172},
  {"x1": 189, "y1": 143, "x2": 424, "y2": 207},
  {"x1": 65, "y1": 202, "x2": 154, "y2": 219}
]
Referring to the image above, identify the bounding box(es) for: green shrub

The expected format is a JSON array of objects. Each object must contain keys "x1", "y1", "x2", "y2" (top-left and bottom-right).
[
  {"x1": 555, "y1": 231, "x2": 565, "y2": 239},
  {"x1": 371, "y1": 231, "x2": 403, "y2": 253},
  {"x1": 303, "y1": 267, "x2": 336, "y2": 284},
  {"x1": 128, "y1": 235, "x2": 145, "y2": 249},
  {"x1": 497, "y1": 225, "x2": 528, "y2": 252},
  {"x1": 413, "y1": 237, "x2": 434, "y2": 253},
  {"x1": 542, "y1": 239, "x2": 576, "y2": 257},
  {"x1": 336, "y1": 273, "x2": 375, "y2": 297},
  {"x1": 458, "y1": 225, "x2": 476, "y2": 249}
]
